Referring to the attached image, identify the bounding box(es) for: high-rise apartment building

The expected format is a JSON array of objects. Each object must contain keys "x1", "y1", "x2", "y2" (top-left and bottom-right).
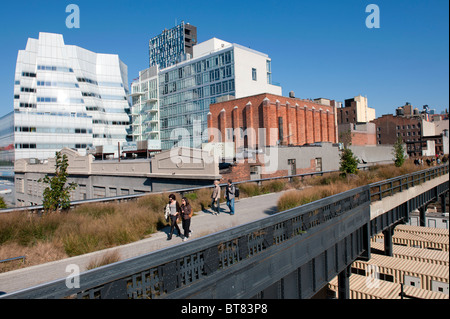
[
  {"x1": 13, "y1": 32, "x2": 130, "y2": 160},
  {"x1": 149, "y1": 22, "x2": 197, "y2": 70},
  {"x1": 130, "y1": 66, "x2": 160, "y2": 143},
  {"x1": 132, "y1": 36, "x2": 282, "y2": 150}
]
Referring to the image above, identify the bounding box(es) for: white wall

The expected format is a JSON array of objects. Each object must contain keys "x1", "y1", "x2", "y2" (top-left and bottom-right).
[
  {"x1": 354, "y1": 95, "x2": 376, "y2": 122},
  {"x1": 233, "y1": 46, "x2": 282, "y2": 98},
  {"x1": 193, "y1": 38, "x2": 232, "y2": 59},
  {"x1": 421, "y1": 119, "x2": 436, "y2": 136},
  {"x1": 422, "y1": 140, "x2": 436, "y2": 156}
]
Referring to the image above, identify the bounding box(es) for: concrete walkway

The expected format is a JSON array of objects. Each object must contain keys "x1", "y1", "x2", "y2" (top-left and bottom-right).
[{"x1": 0, "y1": 191, "x2": 285, "y2": 295}]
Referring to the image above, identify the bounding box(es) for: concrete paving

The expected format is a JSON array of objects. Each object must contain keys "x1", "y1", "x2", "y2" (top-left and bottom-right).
[{"x1": 0, "y1": 191, "x2": 285, "y2": 295}]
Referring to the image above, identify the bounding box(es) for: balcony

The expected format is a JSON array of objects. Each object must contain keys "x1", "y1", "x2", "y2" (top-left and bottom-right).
[
  {"x1": 129, "y1": 90, "x2": 144, "y2": 97},
  {"x1": 143, "y1": 104, "x2": 158, "y2": 113}
]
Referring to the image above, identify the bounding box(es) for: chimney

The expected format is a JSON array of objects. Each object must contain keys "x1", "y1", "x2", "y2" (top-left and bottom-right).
[{"x1": 289, "y1": 91, "x2": 295, "y2": 98}]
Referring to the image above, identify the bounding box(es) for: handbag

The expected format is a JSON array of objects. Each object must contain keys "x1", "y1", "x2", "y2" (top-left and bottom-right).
[{"x1": 164, "y1": 204, "x2": 170, "y2": 222}]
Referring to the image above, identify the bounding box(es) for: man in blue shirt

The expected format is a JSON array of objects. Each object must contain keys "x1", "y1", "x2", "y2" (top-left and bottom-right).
[{"x1": 225, "y1": 179, "x2": 235, "y2": 215}]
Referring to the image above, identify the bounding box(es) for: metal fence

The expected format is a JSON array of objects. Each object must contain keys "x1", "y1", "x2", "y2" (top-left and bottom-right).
[{"x1": 369, "y1": 164, "x2": 449, "y2": 201}]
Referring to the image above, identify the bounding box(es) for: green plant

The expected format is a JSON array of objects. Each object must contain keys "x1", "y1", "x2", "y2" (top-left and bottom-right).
[
  {"x1": 39, "y1": 151, "x2": 77, "y2": 212},
  {"x1": 339, "y1": 147, "x2": 360, "y2": 176},
  {"x1": 0, "y1": 196, "x2": 6, "y2": 209},
  {"x1": 393, "y1": 137, "x2": 406, "y2": 167}
]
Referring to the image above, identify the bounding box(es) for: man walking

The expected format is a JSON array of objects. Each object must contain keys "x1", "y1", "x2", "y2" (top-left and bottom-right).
[{"x1": 225, "y1": 179, "x2": 235, "y2": 215}]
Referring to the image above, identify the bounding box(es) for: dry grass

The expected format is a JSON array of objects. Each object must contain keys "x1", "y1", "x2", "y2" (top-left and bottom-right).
[
  {"x1": 0, "y1": 241, "x2": 68, "y2": 273},
  {"x1": 86, "y1": 249, "x2": 121, "y2": 270},
  {"x1": 0, "y1": 160, "x2": 431, "y2": 273},
  {"x1": 277, "y1": 160, "x2": 423, "y2": 212}
]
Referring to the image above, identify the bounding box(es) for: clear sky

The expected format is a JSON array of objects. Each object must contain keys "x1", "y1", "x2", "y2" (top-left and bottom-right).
[{"x1": 0, "y1": 0, "x2": 448, "y2": 118}]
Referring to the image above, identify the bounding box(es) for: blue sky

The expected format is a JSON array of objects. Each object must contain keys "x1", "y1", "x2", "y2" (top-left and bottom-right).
[{"x1": 0, "y1": 0, "x2": 448, "y2": 118}]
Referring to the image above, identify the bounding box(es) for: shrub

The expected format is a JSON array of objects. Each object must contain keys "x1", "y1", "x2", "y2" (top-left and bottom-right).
[
  {"x1": 239, "y1": 183, "x2": 262, "y2": 197},
  {"x1": 261, "y1": 180, "x2": 286, "y2": 193},
  {"x1": 339, "y1": 148, "x2": 360, "y2": 176},
  {"x1": 0, "y1": 196, "x2": 6, "y2": 209}
]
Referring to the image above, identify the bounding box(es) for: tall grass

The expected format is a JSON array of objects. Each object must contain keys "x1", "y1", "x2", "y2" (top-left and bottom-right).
[
  {"x1": 86, "y1": 250, "x2": 121, "y2": 270},
  {"x1": 277, "y1": 160, "x2": 423, "y2": 212},
  {"x1": 0, "y1": 161, "x2": 429, "y2": 272}
]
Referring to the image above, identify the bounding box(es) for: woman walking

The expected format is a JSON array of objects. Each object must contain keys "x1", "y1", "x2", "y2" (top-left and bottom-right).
[
  {"x1": 210, "y1": 180, "x2": 221, "y2": 215},
  {"x1": 181, "y1": 197, "x2": 193, "y2": 242},
  {"x1": 167, "y1": 193, "x2": 182, "y2": 240}
]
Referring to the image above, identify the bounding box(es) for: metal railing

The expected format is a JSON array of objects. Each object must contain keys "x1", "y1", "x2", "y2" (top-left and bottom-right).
[
  {"x1": 0, "y1": 256, "x2": 26, "y2": 264},
  {"x1": 369, "y1": 164, "x2": 449, "y2": 202}
]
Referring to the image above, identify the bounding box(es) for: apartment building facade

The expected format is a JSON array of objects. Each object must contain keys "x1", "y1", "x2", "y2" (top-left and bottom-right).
[
  {"x1": 338, "y1": 95, "x2": 376, "y2": 125},
  {"x1": 132, "y1": 37, "x2": 282, "y2": 150},
  {"x1": 149, "y1": 22, "x2": 197, "y2": 69}
]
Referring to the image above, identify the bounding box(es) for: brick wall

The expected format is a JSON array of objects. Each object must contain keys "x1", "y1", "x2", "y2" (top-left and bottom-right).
[
  {"x1": 208, "y1": 93, "x2": 337, "y2": 148},
  {"x1": 219, "y1": 156, "x2": 318, "y2": 184}
]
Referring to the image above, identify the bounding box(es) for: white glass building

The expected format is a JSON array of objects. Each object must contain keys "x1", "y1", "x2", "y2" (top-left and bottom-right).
[
  {"x1": 13, "y1": 32, "x2": 130, "y2": 160},
  {"x1": 131, "y1": 37, "x2": 282, "y2": 150}
]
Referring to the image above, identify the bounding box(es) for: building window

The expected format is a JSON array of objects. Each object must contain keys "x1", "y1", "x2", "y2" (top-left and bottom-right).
[
  {"x1": 252, "y1": 68, "x2": 257, "y2": 81},
  {"x1": 22, "y1": 72, "x2": 36, "y2": 78}
]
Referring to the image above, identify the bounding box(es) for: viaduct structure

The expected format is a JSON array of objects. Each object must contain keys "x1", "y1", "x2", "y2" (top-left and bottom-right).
[{"x1": 0, "y1": 165, "x2": 448, "y2": 299}]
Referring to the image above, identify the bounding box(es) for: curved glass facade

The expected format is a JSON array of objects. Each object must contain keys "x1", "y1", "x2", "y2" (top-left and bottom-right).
[{"x1": 0, "y1": 112, "x2": 14, "y2": 165}]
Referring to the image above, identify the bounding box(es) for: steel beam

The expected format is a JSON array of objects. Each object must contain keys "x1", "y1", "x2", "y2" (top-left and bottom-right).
[
  {"x1": 338, "y1": 265, "x2": 351, "y2": 299},
  {"x1": 383, "y1": 226, "x2": 393, "y2": 257}
]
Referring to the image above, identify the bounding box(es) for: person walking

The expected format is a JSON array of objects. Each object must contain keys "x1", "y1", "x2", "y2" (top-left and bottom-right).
[
  {"x1": 211, "y1": 180, "x2": 221, "y2": 215},
  {"x1": 167, "y1": 193, "x2": 182, "y2": 240},
  {"x1": 181, "y1": 197, "x2": 193, "y2": 242},
  {"x1": 225, "y1": 179, "x2": 235, "y2": 215}
]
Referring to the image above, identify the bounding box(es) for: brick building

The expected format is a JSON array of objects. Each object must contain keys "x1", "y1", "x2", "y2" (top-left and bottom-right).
[
  {"x1": 338, "y1": 123, "x2": 377, "y2": 146},
  {"x1": 337, "y1": 95, "x2": 376, "y2": 125},
  {"x1": 371, "y1": 114, "x2": 423, "y2": 157},
  {"x1": 207, "y1": 93, "x2": 338, "y2": 150}
]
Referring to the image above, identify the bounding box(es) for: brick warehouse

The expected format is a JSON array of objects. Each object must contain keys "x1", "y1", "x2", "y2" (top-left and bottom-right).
[
  {"x1": 207, "y1": 93, "x2": 340, "y2": 183},
  {"x1": 207, "y1": 93, "x2": 338, "y2": 149}
]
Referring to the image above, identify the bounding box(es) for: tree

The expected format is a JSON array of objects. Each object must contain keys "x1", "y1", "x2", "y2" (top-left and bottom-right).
[
  {"x1": 393, "y1": 137, "x2": 406, "y2": 167},
  {"x1": 0, "y1": 196, "x2": 6, "y2": 209},
  {"x1": 339, "y1": 128, "x2": 360, "y2": 176},
  {"x1": 39, "y1": 151, "x2": 77, "y2": 212},
  {"x1": 339, "y1": 147, "x2": 360, "y2": 176}
]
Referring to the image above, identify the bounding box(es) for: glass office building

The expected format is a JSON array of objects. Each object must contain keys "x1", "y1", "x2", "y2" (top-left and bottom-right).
[
  {"x1": 158, "y1": 46, "x2": 235, "y2": 149},
  {"x1": 0, "y1": 112, "x2": 14, "y2": 165},
  {"x1": 132, "y1": 37, "x2": 282, "y2": 150},
  {"x1": 12, "y1": 32, "x2": 131, "y2": 160}
]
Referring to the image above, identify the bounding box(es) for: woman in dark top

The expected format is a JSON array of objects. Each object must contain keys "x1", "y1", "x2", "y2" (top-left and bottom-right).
[{"x1": 181, "y1": 197, "x2": 193, "y2": 242}]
